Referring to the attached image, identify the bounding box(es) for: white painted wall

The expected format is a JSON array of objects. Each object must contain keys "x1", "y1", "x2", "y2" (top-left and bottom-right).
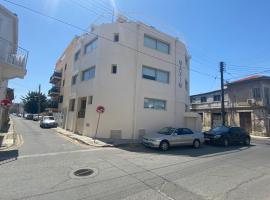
[{"x1": 58, "y1": 20, "x2": 190, "y2": 140}]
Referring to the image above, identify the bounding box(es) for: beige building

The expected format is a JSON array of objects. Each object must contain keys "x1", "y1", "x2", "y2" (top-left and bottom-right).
[
  {"x1": 0, "y1": 4, "x2": 28, "y2": 131},
  {"x1": 191, "y1": 75, "x2": 270, "y2": 136},
  {"x1": 49, "y1": 16, "x2": 200, "y2": 141}
]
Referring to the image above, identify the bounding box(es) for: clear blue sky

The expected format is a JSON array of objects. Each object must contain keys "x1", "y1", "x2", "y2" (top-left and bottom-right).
[{"x1": 2, "y1": 0, "x2": 270, "y2": 102}]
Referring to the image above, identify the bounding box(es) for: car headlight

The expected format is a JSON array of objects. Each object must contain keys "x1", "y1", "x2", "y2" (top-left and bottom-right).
[{"x1": 214, "y1": 135, "x2": 222, "y2": 139}]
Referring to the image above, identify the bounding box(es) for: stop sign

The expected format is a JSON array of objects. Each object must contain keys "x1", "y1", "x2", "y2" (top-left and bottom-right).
[{"x1": 96, "y1": 106, "x2": 105, "y2": 113}]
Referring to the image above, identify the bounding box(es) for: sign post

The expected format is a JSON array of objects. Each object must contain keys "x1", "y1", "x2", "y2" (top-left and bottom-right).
[{"x1": 94, "y1": 106, "x2": 105, "y2": 142}]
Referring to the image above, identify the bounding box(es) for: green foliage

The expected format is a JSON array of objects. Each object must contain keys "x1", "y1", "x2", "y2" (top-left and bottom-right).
[{"x1": 21, "y1": 91, "x2": 48, "y2": 114}]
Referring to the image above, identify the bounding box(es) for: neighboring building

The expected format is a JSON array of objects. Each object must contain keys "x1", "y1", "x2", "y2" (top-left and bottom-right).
[
  {"x1": 191, "y1": 75, "x2": 270, "y2": 136},
  {"x1": 49, "y1": 16, "x2": 200, "y2": 141},
  {"x1": 0, "y1": 5, "x2": 28, "y2": 131}
]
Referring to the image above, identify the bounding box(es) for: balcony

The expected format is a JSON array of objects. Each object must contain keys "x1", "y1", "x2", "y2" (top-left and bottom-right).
[
  {"x1": 49, "y1": 71, "x2": 62, "y2": 84},
  {"x1": 48, "y1": 101, "x2": 59, "y2": 109},
  {"x1": 0, "y1": 37, "x2": 28, "y2": 80},
  {"x1": 191, "y1": 101, "x2": 230, "y2": 110},
  {"x1": 48, "y1": 87, "x2": 60, "y2": 97}
]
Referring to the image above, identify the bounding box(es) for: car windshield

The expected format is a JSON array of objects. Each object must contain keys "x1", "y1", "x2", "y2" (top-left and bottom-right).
[
  {"x1": 44, "y1": 117, "x2": 54, "y2": 120},
  {"x1": 209, "y1": 126, "x2": 229, "y2": 134},
  {"x1": 158, "y1": 127, "x2": 175, "y2": 135}
]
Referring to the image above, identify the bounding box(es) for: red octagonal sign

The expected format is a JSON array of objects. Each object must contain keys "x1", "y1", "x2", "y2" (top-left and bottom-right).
[{"x1": 96, "y1": 105, "x2": 105, "y2": 113}]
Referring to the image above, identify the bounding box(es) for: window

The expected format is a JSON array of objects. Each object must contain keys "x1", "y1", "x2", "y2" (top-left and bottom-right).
[
  {"x1": 201, "y1": 96, "x2": 207, "y2": 103},
  {"x1": 144, "y1": 35, "x2": 170, "y2": 54},
  {"x1": 177, "y1": 128, "x2": 193, "y2": 135},
  {"x1": 82, "y1": 66, "x2": 95, "y2": 81},
  {"x1": 62, "y1": 79, "x2": 65, "y2": 87},
  {"x1": 252, "y1": 88, "x2": 261, "y2": 99},
  {"x1": 78, "y1": 98, "x2": 87, "y2": 118},
  {"x1": 264, "y1": 87, "x2": 269, "y2": 98},
  {"x1": 185, "y1": 80, "x2": 188, "y2": 91},
  {"x1": 142, "y1": 66, "x2": 169, "y2": 83},
  {"x1": 64, "y1": 64, "x2": 67, "y2": 71},
  {"x1": 144, "y1": 98, "x2": 166, "y2": 110},
  {"x1": 111, "y1": 65, "x2": 117, "y2": 74},
  {"x1": 74, "y1": 50, "x2": 80, "y2": 61},
  {"x1": 69, "y1": 99, "x2": 75, "y2": 111},
  {"x1": 59, "y1": 96, "x2": 63, "y2": 103},
  {"x1": 114, "y1": 33, "x2": 119, "y2": 42},
  {"x1": 213, "y1": 95, "x2": 221, "y2": 102},
  {"x1": 84, "y1": 38, "x2": 97, "y2": 54},
  {"x1": 88, "y1": 96, "x2": 93, "y2": 104},
  {"x1": 71, "y1": 75, "x2": 77, "y2": 85}
]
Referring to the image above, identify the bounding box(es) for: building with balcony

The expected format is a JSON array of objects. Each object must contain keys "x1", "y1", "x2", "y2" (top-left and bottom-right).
[
  {"x1": 49, "y1": 16, "x2": 201, "y2": 141},
  {"x1": 0, "y1": 5, "x2": 28, "y2": 131},
  {"x1": 191, "y1": 75, "x2": 270, "y2": 136}
]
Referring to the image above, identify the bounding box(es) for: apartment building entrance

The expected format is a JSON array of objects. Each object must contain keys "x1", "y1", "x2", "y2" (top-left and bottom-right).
[
  {"x1": 75, "y1": 97, "x2": 87, "y2": 135},
  {"x1": 211, "y1": 113, "x2": 222, "y2": 128},
  {"x1": 239, "y1": 112, "x2": 252, "y2": 133}
]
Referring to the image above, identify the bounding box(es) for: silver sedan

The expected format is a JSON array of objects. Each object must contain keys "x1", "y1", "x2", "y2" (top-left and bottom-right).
[{"x1": 142, "y1": 127, "x2": 205, "y2": 151}]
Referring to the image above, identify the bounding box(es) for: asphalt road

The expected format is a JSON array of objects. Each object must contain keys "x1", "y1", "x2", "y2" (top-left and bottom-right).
[{"x1": 1, "y1": 117, "x2": 270, "y2": 200}]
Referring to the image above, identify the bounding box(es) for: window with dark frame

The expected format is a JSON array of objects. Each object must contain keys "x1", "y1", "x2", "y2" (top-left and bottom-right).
[
  {"x1": 252, "y1": 88, "x2": 261, "y2": 99},
  {"x1": 59, "y1": 96, "x2": 63, "y2": 103},
  {"x1": 62, "y1": 79, "x2": 65, "y2": 87},
  {"x1": 111, "y1": 65, "x2": 117, "y2": 74},
  {"x1": 213, "y1": 95, "x2": 221, "y2": 102},
  {"x1": 88, "y1": 96, "x2": 93, "y2": 104},
  {"x1": 74, "y1": 50, "x2": 80, "y2": 61},
  {"x1": 114, "y1": 33, "x2": 119, "y2": 42},
  {"x1": 142, "y1": 65, "x2": 169, "y2": 83},
  {"x1": 201, "y1": 96, "x2": 207, "y2": 103},
  {"x1": 72, "y1": 75, "x2": 77, "y2": 85},
  {"x1": 64, "y1": 64, "x2": 67, "y2": 71},
  {"x1": 69, "y1": 99, "x2": 75, "y2": 111},
  {"x1": 82, "y1": 66, "x2": 95, "y2": 81}
]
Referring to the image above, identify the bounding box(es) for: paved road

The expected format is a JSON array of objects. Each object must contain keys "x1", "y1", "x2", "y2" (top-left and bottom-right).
[{"x1": 1, "y1": 117, "x2": 270, "y2": 200}]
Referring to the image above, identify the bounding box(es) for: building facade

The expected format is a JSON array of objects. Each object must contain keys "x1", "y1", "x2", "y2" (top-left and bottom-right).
[
  {"x1": 49, "y1": 16, "x2": 199, "y2": 141},
  {"x1": 191, "y1": 75, "x2": 270, "y2": 136},
  {"x1": 0, "y1": 4, "x2": 28, "y2": 131}
]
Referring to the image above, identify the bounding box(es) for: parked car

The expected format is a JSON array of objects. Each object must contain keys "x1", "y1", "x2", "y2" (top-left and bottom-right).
[
  {"x1": 25, "y1": 114, "x2": 33, "y2": 120},
  {"x1": 142, "y1": 127, "x2": 205, "y2": 151},
  {"x1": 204, "y1": 126, "x2": 251, "y2": 147},
  {"x1": 33, "y1": 114, "x2": 42, "y2": 121},
  {"x1": 40, "y1": 116, "x2": 57, "y2": 128}
]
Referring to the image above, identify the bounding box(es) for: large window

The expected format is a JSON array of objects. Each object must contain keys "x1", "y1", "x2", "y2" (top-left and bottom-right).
[
  {"x1": 201, "y1": 96, "x2": 207, "y2": 103},
  {"x1": 252, "y1": 88, "x2": 261, "y2": 99},
  {"x1": 82, "y1": 67, "x2": 95, "y2": 81},
  {"x1": 144, "y1": 98, "x2": 166, "y2": 110},
  {"x1": 142, "y1": 66, "x2": 169, "y2": 83},
  {"x1": 144, "y1": 35, "x2": 170, "y2": 54},
  {"x1": 213, "y1": 95, "x2": 221, "y2": 102},
  {"x1": 84, "y1": 38, "x2": 97, "y2": 54}
]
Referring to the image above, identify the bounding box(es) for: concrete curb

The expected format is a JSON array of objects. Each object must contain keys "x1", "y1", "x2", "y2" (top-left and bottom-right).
[
  {"x1": 251, "y1": 135, "x2": 270, "y2": 139},
  {"x1": 53, "y1": 127, "x2": 114, "y2": 147}
]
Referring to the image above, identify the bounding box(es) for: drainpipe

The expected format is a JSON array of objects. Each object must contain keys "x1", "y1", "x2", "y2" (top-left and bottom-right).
[{"x1": 131, "y1": 23, "x2": 140, "y2": 142}]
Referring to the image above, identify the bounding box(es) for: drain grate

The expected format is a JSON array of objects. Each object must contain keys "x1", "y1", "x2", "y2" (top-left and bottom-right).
[{"x1": 73, "y1": 169, "x2": 94, "y2": 177}]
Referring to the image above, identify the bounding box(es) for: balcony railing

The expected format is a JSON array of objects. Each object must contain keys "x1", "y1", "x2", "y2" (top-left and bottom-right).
[
  {"x1": 0, "y1": 37, "x2": 28, "y2": 70},
  {"x1": 49, "y1": 71, "x2": 62, "y2": 84},
  {"x1": 48, "y1": 87, "x2": 60, "y2": 96},
  {"x1": 48, "y1": 101, "x2": 59, "y2": 109},
  {"x1": 191, "y1": 101, "x2": 230, "y2": 110}
]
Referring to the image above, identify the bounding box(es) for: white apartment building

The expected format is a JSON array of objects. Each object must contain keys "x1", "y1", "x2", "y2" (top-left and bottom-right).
[
  {"x1": 0, "y1": 4, "x2": 28, "y2": 131},
  {"x1": 50, "y1": 16, "x2": 200, "y2": 141}
]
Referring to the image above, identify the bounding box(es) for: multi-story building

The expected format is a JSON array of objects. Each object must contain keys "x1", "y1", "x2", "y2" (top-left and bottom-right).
[
  {"x1": 0, "y1": 4, "x2": 28, "y2": 131},
  {"x1": 191, "y1": 75, "x2": 270, "y2": 136},
  {"x1": 49, "y1": 16, "x2": 200, "y2": 141}
]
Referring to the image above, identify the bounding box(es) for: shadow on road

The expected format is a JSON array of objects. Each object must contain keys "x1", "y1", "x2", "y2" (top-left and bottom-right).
[
  {"x1": 117, "y1": 143, "x2": 255, "y2": 158},
  {"x1": 0, "y1": 149, "x2": 19, "y2": 165}
]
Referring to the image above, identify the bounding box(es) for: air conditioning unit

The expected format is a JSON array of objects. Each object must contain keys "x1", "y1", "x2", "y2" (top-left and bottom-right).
[{"x1": 247, "y1": 99, "x2": 255, "y2": 105}]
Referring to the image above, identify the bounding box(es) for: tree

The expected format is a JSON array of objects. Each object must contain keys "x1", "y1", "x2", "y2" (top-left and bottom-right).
[{"x1": 21, "y1": 91, "x2": 48, "y2": 114}]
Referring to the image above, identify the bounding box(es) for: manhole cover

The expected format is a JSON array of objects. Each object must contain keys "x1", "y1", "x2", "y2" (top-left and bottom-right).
[
  {"x1": 69, "y1": 167, "x2": 98, "y2": 179},
  {"x1": 73, "y1": 169, "x2": 94, "y2": 177}
]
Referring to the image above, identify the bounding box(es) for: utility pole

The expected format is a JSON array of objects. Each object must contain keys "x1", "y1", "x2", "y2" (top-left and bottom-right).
[
  {"x1": 38, "y1": 84, "x2": 41, "y2": 119},
  {"x1": 220, "y1": 62, "x2": 226, "y2": 126}
]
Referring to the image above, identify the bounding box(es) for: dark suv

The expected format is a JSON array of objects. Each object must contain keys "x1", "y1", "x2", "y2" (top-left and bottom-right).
[{"x1": 204, "y1": 126, "x2": 251, "y2": 147}]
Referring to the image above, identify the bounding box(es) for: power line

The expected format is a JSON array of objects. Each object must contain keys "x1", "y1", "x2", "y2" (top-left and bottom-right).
[{"x1": 2, "y1": 0, "x2": 221, "y2": 80}]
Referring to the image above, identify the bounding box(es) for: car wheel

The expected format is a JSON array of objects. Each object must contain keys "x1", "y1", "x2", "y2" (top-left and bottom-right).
[
  {"x1": 244, "y1": 137, "x2": 250, "y2": 146},
  {"x1": 159, "y1": 141, "x2": 169, "y2": 151},
  {"x1": 222, "y1": 138, "x2": 229, "y2": 147},
  {"x1": 193, "y1": 139, "x2": 201, "y2": 149}
]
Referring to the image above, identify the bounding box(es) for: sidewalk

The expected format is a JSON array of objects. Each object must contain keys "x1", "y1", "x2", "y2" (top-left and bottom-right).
[
  {"x1": 0, "y1": 118, "x2": 16, "y2": 150},
  {"x1": 251, "y1": 135, "x2": 270, "y2": 139},
  {"x1": 53, "y1": 127, "x2": 114, "y2": 147}
]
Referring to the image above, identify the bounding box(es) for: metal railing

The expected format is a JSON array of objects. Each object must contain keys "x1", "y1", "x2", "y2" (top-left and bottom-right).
[
  {"x1": 48, "y1": 87, "x2": 60, "y2": 95},
  {"x1": 0, "y1": 37, "x2": 28, "y2": 70}
]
